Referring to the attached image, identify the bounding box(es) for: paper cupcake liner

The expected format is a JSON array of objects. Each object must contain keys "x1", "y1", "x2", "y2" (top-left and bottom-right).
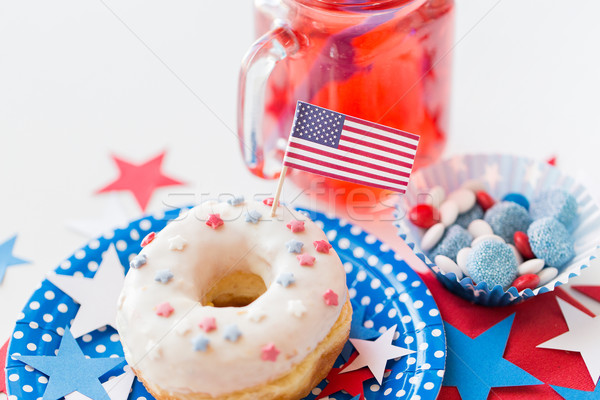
[{"x1": 395, "y1": 153, "x2": 600, "y2": 306}]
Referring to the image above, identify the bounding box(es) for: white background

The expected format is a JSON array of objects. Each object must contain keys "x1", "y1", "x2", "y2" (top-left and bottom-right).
[{"x1": 1, "y1": 0, "x2": 600, "y2": 367}]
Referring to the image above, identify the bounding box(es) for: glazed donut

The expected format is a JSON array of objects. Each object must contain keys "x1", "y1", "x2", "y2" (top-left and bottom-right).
[{"x1": 116, "y1": 198, "x2": 351, "y2": 400}]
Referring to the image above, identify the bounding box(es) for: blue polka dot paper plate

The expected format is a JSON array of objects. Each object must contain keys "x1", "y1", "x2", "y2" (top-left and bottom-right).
[{"x1": 6, "y1": 207, "x2": 446, "y2": 400}]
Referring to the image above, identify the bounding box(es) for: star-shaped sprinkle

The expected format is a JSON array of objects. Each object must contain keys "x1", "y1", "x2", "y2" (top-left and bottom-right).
[
  {"x1": 47, "y1": 245, "x2": 125, "y2": 338},
  {"x1": 227, "y1": 195, "x2": 245, "y2": 206},
  {"x1": 552, "y1": 380, "x2": 600, "y2": 399},
  {"x1": 483, "y1": 163, "x2": 502, "y2": 191},
  {"x1": 261, "y1": 343, "x2": 280, "y2": 361},
  {"x1": 96, "y1": 151, "x2": 184, "y2": 211},
  {"x1": 286, "y1": 220, "x2": 305, "y2": 233},
  {"x1": 129, "y1": 253, "x2": 147, "y2": 270},
  {"x1": 65, "y1": 366, "x2": 135, "y2": 400},
  {"x1": 206, "y1": 213, "x2": 224, "y2": 229},
  {"x1": 444, "y1": 314, "x2": 542, "y2": 400},
  {"x1": 247, "y1": 307, "x2": 267, "y2": 322},
  {"x1": 287, "y1": 299, "x2": 307, "y2": 317},
  {"x1": 198, "y1": 317, "x2": 217, "y2": 332},
  {"x1": 154, "y1": 269, "x2": 174, "y2": 283},
  {"x1": 285, "y1": 239, "x2": 304, "y2": 253},
  {"x1": 0, "y1": 234, "x2": 30, "y2": 284},
  {"x1": 538, "y1": 298, "x2": 600, "y2": 384},
  {"x1": 276, "y1": 272, "x2": 296, "y2": 287},
  {"x1": 0, "y1": 339, "x2": 8, "y2": 394},
  {"x1": 323, "y1": 289, "x2": 339, "y2": 306},
  {"x1": 224, "y1": 324, "x2": 242, "y2": 342},
  {"x1": 341, "y1": 304, "x2": 381, "y2": 361},
  {"x1": 313, "y1": 240, "x2": 333, "y2": 254},
  {"x1": 141, "y1": 232, "x2": 156, "y2": 247},
  {"x1": 297, "y1": 253, "x2": 315, "y2": 266},
  {"x1": 14, "y1": 328, "x2": 125, "y2": 400},
  {"x1": 168, "y1": 235, "x2": 187, "y2": 251},
  {"x1": 192, "y1": 334, "x2": 210, "y2": 352},
  {"x1": 245, "y1": 210, "x2": 262, "y2": 224},
  {"x1": 341, "y1": 325, "x2": 415, "y2": 385},
  {"x1": 155, "y1": 302, "x2": 174, "y2": 317}
]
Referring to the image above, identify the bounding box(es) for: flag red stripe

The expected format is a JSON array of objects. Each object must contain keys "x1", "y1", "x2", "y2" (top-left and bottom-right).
[
  {"x1": 343, "y1": 125, "x2": 418, "y2": 151},
  {"x1": 284, "y1": 152, "x2": 409, "y2": 187},
  {"x1": 345, "y1": 115, "x2": 420, "y2": 141},
  {"x1": 341, "y1": 135, "x2": 416, "y2": 160},
  {"x1": 337, "y1": 144, "x2": 414, "y2": 170},
  {"x1": 288, "y1": 141, "x2": 411, "y2": 179},
  {"x1": 283, "y1": 161, "x2": 406, "y2": 193}
]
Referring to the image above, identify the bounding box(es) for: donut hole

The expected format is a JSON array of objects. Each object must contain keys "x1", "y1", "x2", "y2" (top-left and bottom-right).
[{"x1": 202, "y1": 271, "x2": 267, "y2": 308}]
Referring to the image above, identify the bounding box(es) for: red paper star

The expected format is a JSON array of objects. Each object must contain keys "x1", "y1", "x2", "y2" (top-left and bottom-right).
[
  {"x1": 572, "y1": 286, "x2": 600, "y2": 303},
  {"x1": 155, "y1": 302, "x2": 174, "y2": 318},
  {"x1": 316, "y1": 354, "x2": 376, "y2": 400},
  {"x1": 206, "y1": 214, "x2": 224, "y2": 229},
  {"x1": 0, "y1": 339, "x2": 8, "y2": 394},
  {"x1": 323, "y1": 289, "x2": 339, "y2": 306},
  {"x1": 297, "y1": 254, "x2": 315, "y2": 266},
  {"x1": 314, "y1": 240, "x2": 333, "y2": 253},
  {"x1": 141, "y1": 232, "x2": 156, "y2": 247},
  {"x1": 199, "y1": 317, "x2": 217, "y2": 332},
  {"x1": 261, "y1": 343, "x2": 280, "y2": 362},
  {"x1": 97, "y1": 152, "x2": 183, "y2": 211},
  {"x1": 286, "y1": 220, "x2": 305, "y2": 233}
]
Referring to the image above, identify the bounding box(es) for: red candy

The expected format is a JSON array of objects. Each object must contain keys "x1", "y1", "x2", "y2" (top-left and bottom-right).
[
  {"x1": 408, "y1": 204, "x2": 438, "y2": 229},
  {"x1": 475, "y1": 190, "x2": 495, "y2": 211},
  {"x1": 514, "y1": 231, "x2": 535, "y2": 260},
  {"x1": 263, "y1": 197, "x2": 279, "y2": 207},
  {"x1": 141, "y1": 232, "x2": 156, "y2": 247},
  {"x1": 512, "y1": 273, "x2": 540, "y2": 292}
]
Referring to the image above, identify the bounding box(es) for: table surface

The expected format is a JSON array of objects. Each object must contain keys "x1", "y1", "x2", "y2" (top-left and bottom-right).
[{"x1": 1, "y1": 0, "x2": 600, "y2": 396}]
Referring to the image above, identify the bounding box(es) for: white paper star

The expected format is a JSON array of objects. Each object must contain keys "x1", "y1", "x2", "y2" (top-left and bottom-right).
[
  {"x1": 482, "y1": 163, "x2": 502, "y2": 191},
  {"x1": 450, "y1": 156, "x2": 467, "y2": 173},
  {"x1": 47, "y1": 245, "x2": 125, "y2": 338},
  {"x1": 537, "y1": 298, "x2": 600, "y2": 384},
  {"x1": 287, "y1": 300, "x2": 306, "y2": 318},
  {"x1": 65, "y1": 195, "x2": 131, "y2": 238},
  {"x1": 65, "y1": 366, "x2": 135, "y2": 400},
  {"x1": 168, "y1": 235, "x2": 187, "y2": 251},
  {"x1": 341, "y1": 324, "x2": 415, "y2": 384},
  {"x1": 524, "y1": 162, "x2": 543, "y2": 189}
]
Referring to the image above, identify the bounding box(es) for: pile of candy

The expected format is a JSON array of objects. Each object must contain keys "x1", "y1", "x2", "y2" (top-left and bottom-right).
[{"x1": 409, "y1": 182, "x2": 578, "y2": 292}]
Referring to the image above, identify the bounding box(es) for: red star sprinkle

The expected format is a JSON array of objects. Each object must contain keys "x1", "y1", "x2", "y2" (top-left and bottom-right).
[
  {"x1": 206, "y1": 214, "x2": 224, "y2": 229},
  {"x1": 314, "y1": 240, "x2": 333, "y2": 253},
  {"x1": 141, "y1": 232, "x2": 156, "y2": 247},
  {"x1": 96, "y1": 152, "x2": 184, "y2": 211},
  {"x1": 199, "y1": 317, "x2": 217, "y2": 332},
  {"x1": 297, "y1": 253, "x2": 315, "y2": 266},
  {"x1": 323, "y1": 289, "x2": 339, "y2": 306},
  {"x1": 287, "y1": 220, "x2": 305, "y2": 233},
  {"x1": 0, "y1": 339, "x2": 8, "y2": 394},
  {"x1": 263, "y1": 197, "x2": 279, "y2": 207},
  {"x1": 261, "y1": 343, "x2": 280, "y2": 362},
  {"x1": 155, "y1": 302, "x2": 174, "y2": 317}
]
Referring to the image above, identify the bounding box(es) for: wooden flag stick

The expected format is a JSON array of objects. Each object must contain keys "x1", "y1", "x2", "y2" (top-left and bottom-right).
[{"x1": 271, "y1": 166, "x2": 288, "y2": 217}]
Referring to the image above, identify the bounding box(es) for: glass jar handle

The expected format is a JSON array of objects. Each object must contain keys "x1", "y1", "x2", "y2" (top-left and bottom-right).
[{"x1": 237, "y1": 23, "x2": 301, "y2": 179}]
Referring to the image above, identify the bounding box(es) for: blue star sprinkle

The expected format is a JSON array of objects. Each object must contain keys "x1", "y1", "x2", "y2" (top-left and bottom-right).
[
  {"x1": 0, "y1": 234, "x2": 30, "y2": 284},
  {"x1": 129, "y1": 253, "x2": 147, "y2": 270},
  {"x1": 154, "y1": 269, "x2": 174, "y2": 284},
  {"x1": 192, "y1": 334, "x2": 210, "y2": 352},
  {"x1": 223, "y1": 324, "x2": 242, "y2": 342},
  {"x1": 552, "y1": 381, "x2": 600, "y2": 400},
  {"x1": 14, "y1": 328, "x2": 124, "y2": 400},
  {"x1": 244, "y1": 210, "x2": 262, "y2": 224},
  {"x1": 285, "y1": 239, "x2": 304, "y2": 254},
  {"x1": 341, "y1": 304, "x2": 381, "y2": 361},
  {"x1": 276, "y1": 272, "x2": 295, "y2": 288},
  {"x1": 443, "y1": 314, "x2": 542, "y2": 400},
  {"x1": 227, "y1": 195, "x2": 245, "y2": 206}
]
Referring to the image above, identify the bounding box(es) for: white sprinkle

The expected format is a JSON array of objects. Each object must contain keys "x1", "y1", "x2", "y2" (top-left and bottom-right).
[
  {"x1": 456, "y1": 247, "x2": 472, "y2": 276},
  {"x1": 440, "y1": 200, "x2": 459, "y2": 227},
  {"x1": 468, "y1": 219, "x2": 493, "y2": 238},
  {"x1": 421, "y1": 223, "x2": 445, "y2": 252},
  {"x1": 471, "y1": 234, "x2": 505, "y2": 248},
  {"x1": 518, "y1": 258, "x2": 545, "y2": 276},
  {"x1": 538, "y1": 267, "x2": 558, "y2": 285},
  {"x1": 434, "y1": 255, "x2": 463, "y2": 280},
  {"x1": 449, "y1": 188, "x2": 476, "y2": 213}
]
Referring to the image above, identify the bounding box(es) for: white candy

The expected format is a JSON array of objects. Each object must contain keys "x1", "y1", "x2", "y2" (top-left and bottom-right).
[
  {"x1": 467, "y1": 219, "x2": 493, "y2": 238},
  {"x1": 461, "y1": 179, "x2": 487, "y2": 193},
  {"x1": 421, "y1": 223, "x2": 445, "y2": 252},
  {"x1": 456, "y1": 247, "x2": 472, "y2": 276},
  {"x1": 434, "y1": 255, "x2": 463, "y2": 280},
  {"x1": 509, "y1": 244, "x2": 524, "y2": 265},
  {"x1": 440, "y1": 200, "x2": 459, "y2": 227},
  {"x1": 537, "y1": 267, "x2": 558, "y2": 285},
  {"x1": 426, "y1": 185, "x2": 446, "y2": 208},
  {"x1": 449, "y1": 189, "x2": 476, "y2": 213},
  {"x1": 518, "y1": 258, "x2": 545, "y2": 276},
  {"x1": 471, "y1": 234, "x2": 505, "y2": 248}
]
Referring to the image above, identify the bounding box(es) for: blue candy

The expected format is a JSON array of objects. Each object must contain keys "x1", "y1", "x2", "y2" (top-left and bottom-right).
[
  {"x1": 530, "y1": 189, "x2": 578, "y2": 230},
  {"x1": 466, "y1": 240, "x2": 518, "y2": 290},
  {"x1": 527, "y1": 217, "x2": 575, "y2": 268},
  {"x1": 455, "y1": 203, "x2": 484, "y2": 229},
  {"x1": 428, "y1": 225, "x2": 473, "y2": 263},
  {"x1": 502, "y1": 193, "x2": 530, "y2": 210},
  {"x1": 484, "y1": 201, "x2": 532, "y2": 244}
]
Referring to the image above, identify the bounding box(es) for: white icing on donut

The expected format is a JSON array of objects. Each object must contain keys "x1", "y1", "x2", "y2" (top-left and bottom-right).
[{"x1": 116, "y1": 200, "x2": 347, "y2": 396}]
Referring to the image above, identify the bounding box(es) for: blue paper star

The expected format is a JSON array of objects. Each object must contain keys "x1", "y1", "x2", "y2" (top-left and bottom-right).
[
  {"x1": 552, "y1": 381, "x2": 600, "y2": 400},
  {"x1": 154, "y1": 269, "x2": 174, "y2": 283},
  {"x1": 276, "y1": 272, "x2": 295, "y2": 287},
  {"x1": 244, "y1": 210, "x2": 262, "y2": 224},
  {"x1": 341, "y1": 304, "x2": 381, "y2": 361},
  {"x1": 0, "y1": 235, "x2": 30, "y2": 283},
  {"x1": 285, "y1": 239, "x2": 304, "y2": 254},
  {"x1": 14, "y1": 328, "x2": 124, "y2": 400},
  {"x1": 223, "y1": 324, "x2": 242, "y2": 342},
  {"x1": 443, "y1": 314, "x2": 542, "y2": 400},
  {"x1": 227, "y1": 195, "x2": 245, "y2": 206},
  {"x1": 191, "y1": 334, "x2": 210, "y2": 352}
]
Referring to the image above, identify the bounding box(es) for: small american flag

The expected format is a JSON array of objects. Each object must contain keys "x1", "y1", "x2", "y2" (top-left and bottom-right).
[{"x1": 282, "y1": 101, "x2": 420, "y2": 193}]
